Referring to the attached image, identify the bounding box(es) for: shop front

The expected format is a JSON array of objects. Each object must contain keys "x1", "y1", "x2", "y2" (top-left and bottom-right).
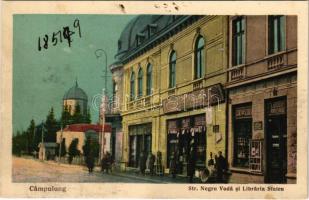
[
  {"x1": 167, "y1": 115, "x2": 206, "y2": 176},
  {"x1": 228, "y1": 74, "x2": 297, "y2": 183},
  {"x1": 128, "y1": 123, "x2": 152, "y2": 168}
]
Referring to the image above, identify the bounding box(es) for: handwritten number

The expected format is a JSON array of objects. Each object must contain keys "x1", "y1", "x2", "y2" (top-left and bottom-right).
[
  {"x1": 52, "y1": 31, "x2": 62, "y2": 46},
  {"x1": 73, "y1": 19, "x2": 81, "y2": 38},
  {"x1": 37, "y1": 19, "x2": 81, "y2": 51},
  {"x1": 63, "y1": 27, "x2": 74, "y2": 47},
  {"x1": 38, "y1": 37, "x2": 42, "y2": 51},
  {"x1": 43, "y1": 35, "x2": 48, "y2": 49}
]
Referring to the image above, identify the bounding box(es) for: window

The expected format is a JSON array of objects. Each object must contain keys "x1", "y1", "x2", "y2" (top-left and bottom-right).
[
  {"x1": 130, "y1": 72, "x2": 135, "y2": 101},
  {"x1": 194, "y1": 36, "x2": 205, "y2": 79},
  {"x1": 233, "y1": 104, "x2": 252, "y2": 168},
  {"x1": 137, "y1": 68, "x2": 143, "y2": 97},
  {"x1": 232, "y1": 17, "x2": 245, "y2": 66},
  {"x1": 146, "y1": 63, "x2": 152, "y2": 95},
  {"x1": 268, "y1": 16, "x2": 285, "y2": 54},
  {"x1": 169, "y1": 51, "x2": 176, "y2": 88}
]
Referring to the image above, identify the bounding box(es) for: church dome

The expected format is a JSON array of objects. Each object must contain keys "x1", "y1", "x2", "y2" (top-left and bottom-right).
[
  {"x1": 63, "y1": 81, "x2": 88, "y2": 101},
  {"x1": 115, "y1": 15, "x2": 180, "y2": 60}
]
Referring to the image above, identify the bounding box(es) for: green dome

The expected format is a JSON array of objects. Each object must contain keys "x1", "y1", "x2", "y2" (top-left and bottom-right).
[{"x1": 63, "y1": 81, "x2": 88, "y2": 100}]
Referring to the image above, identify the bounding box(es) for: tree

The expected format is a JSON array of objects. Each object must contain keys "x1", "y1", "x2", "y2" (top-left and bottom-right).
[
  {"x1": 82, "y1": 136, "x2": 99, "y2": 158},
  {"x1": 72, "y1": 104, "x2": 83, "y2": 124},
  {"x1": 84, "y1": 108, "x2": 91, "y2": 124},
  {"x1": 45, "y1": 107, "x2": 59, "y2": 142},
  {"x1": 61, "y1": 105, "x2": 72, "y2": 127},
  {"x1": 26, "y1": 119, "x2": 36, "y2": 154},
  {"x1": 68, "y1": 138, "x2": 80, "y2": 164}
]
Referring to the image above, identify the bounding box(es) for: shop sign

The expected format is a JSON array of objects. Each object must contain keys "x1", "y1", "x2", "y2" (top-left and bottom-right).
[
  {"x1": 254, "y1": 121, "x2": 263, "y2": 130},
  {"x1": 235, "y1": 106, "x2": 252, "y2": 119},
  {"x1": 162, "y1": 84, "x2": 224, "y2": 114},
  {"x1": 267, "y1": 99, "x2": 286, "y2": 116}
]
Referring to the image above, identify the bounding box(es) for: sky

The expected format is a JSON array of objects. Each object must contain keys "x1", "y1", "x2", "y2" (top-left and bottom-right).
[{"x1": 13, "y1": 14, "x2": 136, "y2": 133}]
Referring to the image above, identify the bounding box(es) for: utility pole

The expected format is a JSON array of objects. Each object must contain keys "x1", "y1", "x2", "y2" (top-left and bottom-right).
[{"x1": 95, "y1": 49, "x2": 109, "y2": 161}]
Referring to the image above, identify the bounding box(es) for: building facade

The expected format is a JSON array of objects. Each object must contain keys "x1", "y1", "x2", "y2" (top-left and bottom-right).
[
  {"x1": 116, "y1": 15, "x2": 229, "y2": 175},
  {"x1": 56, "y1": 123, "x2": 111, "y2": 155},
  {"x1": 226, "y1": 16, "x2": 297, "y2": 183}
]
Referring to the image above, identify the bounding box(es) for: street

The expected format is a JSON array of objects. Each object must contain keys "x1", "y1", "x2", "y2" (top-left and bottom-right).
[{"x1": 12, "y1": 157, "x2": 188, "y2": 183}]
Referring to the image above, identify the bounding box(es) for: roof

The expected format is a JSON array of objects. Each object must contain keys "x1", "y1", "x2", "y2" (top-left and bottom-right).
[
  {"x1": 115, "y1": 15, "x2": 183, "y2": 61},
  {"x1": 63, "y1": 80, "x2": 88, "y2": 101},
  {"x1": 63, "y1": 123, "x2": 112, "y2": 133}
]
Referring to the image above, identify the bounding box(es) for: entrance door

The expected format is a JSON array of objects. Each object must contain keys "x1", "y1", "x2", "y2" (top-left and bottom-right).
[{"x1": 265, "y1": 98, "x2": 287, "y2": 183}]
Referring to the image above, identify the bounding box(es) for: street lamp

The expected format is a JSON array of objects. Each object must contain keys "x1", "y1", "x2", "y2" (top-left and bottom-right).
[{"x1": 95, "y1": 48, "x2": 109, "y2": 161}]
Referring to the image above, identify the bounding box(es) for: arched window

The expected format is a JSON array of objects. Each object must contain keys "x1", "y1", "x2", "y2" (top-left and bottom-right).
[
  {"x1": 137, "y1": 68, "x2": 143, "y2": 97},
  {"x1": 130, "y1": 71, "x2": 135, "y2": 100},
  {"x1": 169, "y1": 51, "x2": 176, "y2": 88},
  {"x1": 146, "y1": 63, "x2": 152, "y2": 95},
  {"x1": 194, "y1": 36, "x2": 205, "y2": 79}
]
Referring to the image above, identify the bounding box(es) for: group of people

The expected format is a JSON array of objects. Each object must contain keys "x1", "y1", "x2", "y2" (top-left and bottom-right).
[
  {"x1": 202, "y1": 151, "x2": 229, "y2": 183},
  {"x1": 85, "y1": 151, "x2": 113, "y2": 174},
  {"x1": 169, "y1": 150, "x2": 229, "y2": 183}
]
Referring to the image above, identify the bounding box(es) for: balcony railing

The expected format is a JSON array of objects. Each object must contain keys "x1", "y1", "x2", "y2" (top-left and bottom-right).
[
  {"x1": 230, "y1": 65, "x2": 245, "y2": 80},
  {"x1": 193, "y1": 79, "x2": 203, "y2": 90},
  {"x1": 267, "y1": 53, "x2": 284, "y2": 70}
]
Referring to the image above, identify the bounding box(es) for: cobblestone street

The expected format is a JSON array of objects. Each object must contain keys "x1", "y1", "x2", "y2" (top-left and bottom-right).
[{"x1": 12, "y1": 157, "x2": 189, "y2": 183}]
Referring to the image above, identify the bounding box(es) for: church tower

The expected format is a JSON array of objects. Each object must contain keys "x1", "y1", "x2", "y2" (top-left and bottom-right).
[{"x1": 63, "y1": 80, "x2": 88, "y2": 115}]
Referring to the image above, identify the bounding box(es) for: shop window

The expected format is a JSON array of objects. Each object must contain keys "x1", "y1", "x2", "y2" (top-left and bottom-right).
[
  {"x1": 169, "y1": 50, "x2": 176, "y2": 88},
  {"x1": 137, "y1": 67, "x2": 143, "y2": 97},
  {"x1": 130, "y1": 71, "x2": 135, "y2": 101},
  {"x1": 232, "y1": 17, "x2": 245, "y2": 66},
  {"x1": 268, "y1": 15, "x2": 285, "y2": 54},
  {"x1": 233, "y1": 104, "x2": 252, "y2": 168},
  {"x1": 194, "y1": 35, "x2": 205, "y2": 79},
  {"x1": 128, "y1": 124, "x2": 152, "y2": 168},
  {"x1": 146, "y1": 63, "x2": 152, "y2": 95}
]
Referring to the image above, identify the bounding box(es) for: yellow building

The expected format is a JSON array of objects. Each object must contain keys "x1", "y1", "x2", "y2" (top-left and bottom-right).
[{"x1": 115, "y1": 16, "x2": 228, "y2": 175}]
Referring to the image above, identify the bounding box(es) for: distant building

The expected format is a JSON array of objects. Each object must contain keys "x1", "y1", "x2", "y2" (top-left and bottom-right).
[
  {"x1": 38, "y1": 142, "x2": 58, "y2": 160},
  {"x1": 56, "y1": 123, "x2": 112, "y2": 155},
  {"x1": 63, "y1": 80, "x2": 88, "y2": 115}
]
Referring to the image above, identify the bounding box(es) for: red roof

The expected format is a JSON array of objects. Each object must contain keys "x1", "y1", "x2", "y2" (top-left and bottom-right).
[{"x1": 63, "y1": 124, "x2": 111, "y2": 133}]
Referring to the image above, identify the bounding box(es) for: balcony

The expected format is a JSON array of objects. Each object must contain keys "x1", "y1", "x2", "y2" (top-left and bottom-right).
[
  {"x1": 192, "y1": 79, "x2": 203, "y2": 90},
  {"x1": 230, "y1": 65, "x2": 245, "y2": 80},
  {"x1": 267, "y1": 53, "x2": 284, "y2": 71}
]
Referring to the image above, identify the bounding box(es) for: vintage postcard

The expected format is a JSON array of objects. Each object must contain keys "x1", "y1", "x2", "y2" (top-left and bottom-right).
[{"x1": 0, "y1": 1, "x2": 308, "y2": 199}]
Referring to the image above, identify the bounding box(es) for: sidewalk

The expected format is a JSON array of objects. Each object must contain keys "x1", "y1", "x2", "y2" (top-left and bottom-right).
[{"x1": 35, "y1": 158, "x2": 201, "y2": 183}]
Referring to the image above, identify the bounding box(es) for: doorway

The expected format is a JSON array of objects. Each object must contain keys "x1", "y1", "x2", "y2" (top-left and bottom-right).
[{"x1": 265, "y1": 97, "x2": 287, "y2": 183}]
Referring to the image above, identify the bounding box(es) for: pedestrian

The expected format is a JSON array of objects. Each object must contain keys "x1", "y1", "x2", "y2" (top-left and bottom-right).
[
  {"x1": 86, "y1": 153, "x2": 95, "y2": 173},
  {"x1": 101, "y1": 153, "x2": 107, "y2": 173},
  {"x1": 105, "y1": 152, "x2": 112, "y2": 174},
  {"x1": 215, "y1": 151, "x2": 227, "y2": 183},
  {"x1": 169, "y1": 152, "x2": 177, "y2": 178},
  {"x1": 148, "y1": 153, "x2": 155, "y2": 176},
  {"x1": 139, "y1": 151, "x2": 147, "y2": 175},
  {"x1": 187, "y1": 148, "x2": 196, "y2": 183}
]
